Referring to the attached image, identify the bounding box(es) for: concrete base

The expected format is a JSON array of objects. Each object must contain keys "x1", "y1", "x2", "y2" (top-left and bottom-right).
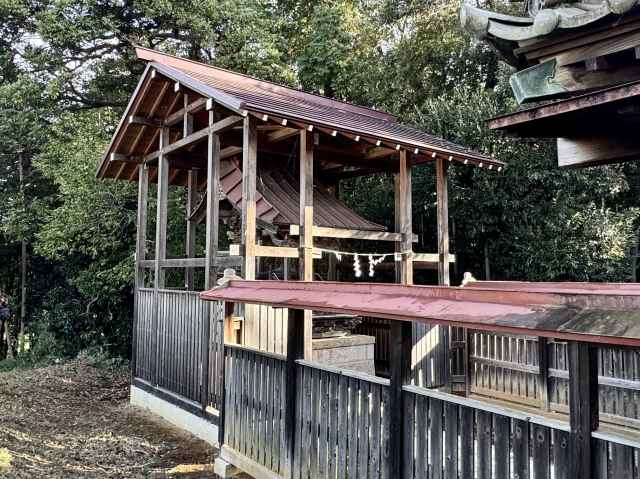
[
  {"x1": 312, "y1": 334, "x2": 375, "y2": 375},
  {"x1": 130, "y1": 385, "x2": 219, "y2": 446}
]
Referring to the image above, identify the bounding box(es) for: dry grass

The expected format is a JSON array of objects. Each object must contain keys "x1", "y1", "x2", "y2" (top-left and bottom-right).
[{"x1": 0, "y1": 358, "x2": 219, "y2": 478}]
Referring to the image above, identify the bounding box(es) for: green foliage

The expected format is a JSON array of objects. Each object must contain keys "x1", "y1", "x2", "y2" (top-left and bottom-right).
[{"x1": 1, "y1": 0, "x2": 639, "y2": 365}]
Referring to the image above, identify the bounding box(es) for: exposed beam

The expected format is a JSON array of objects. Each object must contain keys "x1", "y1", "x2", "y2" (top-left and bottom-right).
[
  {"x1": 220, "y1": 145, "x2": 243, "y2": 159},
  {"x1": 300, "y1": 129, "x2": 314, "y2": 360},
  {"x1": 289, "y1": 225, "x2": 418, "y2": 242},
  {"x1": 144, "y1": 115, "x2": 243, "y2": 162},
  {"x1": 364, "y1": 147, "x2": 396, "y2": 160},
  {"x1": 266, "y1": 127, "x2": 300, "y2": 143},
  {"x1": 164, "y1": 97, "x2": 208, "y2": 126},
  {"x1": 129, "y1": 115, "x2": 162, "y2": 128},
  {"x1": 129, "y1": 81, "x2": 170, "y2": 154}
]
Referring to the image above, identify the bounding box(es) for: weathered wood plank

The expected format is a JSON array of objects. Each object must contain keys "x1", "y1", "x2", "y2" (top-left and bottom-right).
[
  {"x1": 430, "y1": 398, "x2": 443, "y2": 479},
  {"x1": 459, "y1": 406, "x2": 474, "y2": 479},
  {"x1": 532, "y1": 423, "x2": 550, "y2": 479},
  {"x1": 513, "y1": 418, "x2": 530, "y2": 479},
  {"x1": 568, "y1": 341, "x2": 599, "y2": 479},
  {"x1": 477, "y1": 411, "x2": 492, "y2": 479},
  {"x1": 494, "y1": 414, "x2": 510, "y2": 479},
  {"x1": 436, "y1": 157, "x2": 449, "y2": 286}
]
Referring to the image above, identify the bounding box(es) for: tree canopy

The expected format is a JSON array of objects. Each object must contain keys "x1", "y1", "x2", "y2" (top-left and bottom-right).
[{"x1": 1, "y1": 0, "x2": 638, "y2": 361}]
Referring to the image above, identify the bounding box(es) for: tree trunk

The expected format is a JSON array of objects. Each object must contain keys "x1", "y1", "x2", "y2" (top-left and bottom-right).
[{"x1": 18, "y1": 153, "x2": 27, "y2": 353}]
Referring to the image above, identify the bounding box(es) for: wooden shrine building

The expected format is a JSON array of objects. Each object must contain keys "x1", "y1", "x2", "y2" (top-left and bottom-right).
[{"x1": 96, "y1": 46, "x2": 640, "y2": 479}]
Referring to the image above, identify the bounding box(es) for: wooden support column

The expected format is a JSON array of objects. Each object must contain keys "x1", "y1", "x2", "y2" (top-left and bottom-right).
[
  {"x1": 389, "y1": 320, "x2": 412, "y2": 477},
  {"x1": 436, "y1": 158, "x2": 449, "y2": 286},
  {"x1": 299, "y1": 130, "x2": 314, "y2": 359},
  {"x1": 283, "y1": 308, "x2": 305, "y2": 477},
  {"x1": 217, "y1": 301, "x2": 235, "y2": 447},
  {"x1": 538, "y1": 337, "x2": 550, "y2": 411},
  {"x1": 204, "y1": 108, "x2": 221, "y2": 290},
  {"x1": 131, "y1": 164, "x2": 149, "y2": 379},
  {"x1": 184, "y1": 94, "x2": 197, "y2": 290},
  {"x1": 395, "y1": 150, "x2": 413, "y2": 285},
  {"x1": 568, "y1": 341, "x2": 599, "y2": 479},
  {"x1": 153, "y1": 127, "x2": 170, "y2": 386},
  {"x1": 241, "y1": 116, "x2": 258, "y2": 280}
]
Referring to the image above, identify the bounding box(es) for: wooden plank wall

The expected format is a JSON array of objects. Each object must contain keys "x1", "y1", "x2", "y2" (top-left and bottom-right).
[
  {"x1": 469, "y1": 331, "x2": 542, "y2": 406},
  {"x1": 134, "y1": 288, "x2": 155, "y2": 382},
  {"x1": 134, "y1": 288, "x2": 225, "y2": 409},
  {"x1": 243, "y1": 305, "x2": 289, "y2": 355},
  {"x1": 403, "y1": 385, "x2": 572, "y2": 479},
  {"x1": 218, "y1": 328, "x2": 640, "y2": 479},
  {"x1": 355, "y1": 318, "x2": 447, "y2": 387},
  {"x1": 293, "y1": 362, "x2": 391, "y2": 479},
  {"x1": 550, "y1": 343, "x2": 640, "y2": 428},
  {"x1": 156, "y1": 289, "x2": 208, "y2": 402},
  {"x1": 223, "y1": 344, "x2": 288, "y2": 476},
  {"x1": 469, "y1": 333, "x2": 640, "y2": 427}
]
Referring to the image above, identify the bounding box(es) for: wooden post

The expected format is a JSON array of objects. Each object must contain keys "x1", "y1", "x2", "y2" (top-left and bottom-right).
[
  {"x1": 538, "y1": 337, "x2": 550, "y2": 411},
  {"x1": 436, "y1": 158, "x2": 449, "y2": 286},
  {"x1": 389, "y1": 320, "x2": 412, "y2": 477},
  {"x1": 395, "y1": 150, "x2": 413, "y2": 285},
  {"x1": 201, "y1": 302, "x2": 211, "y2": 415},
  {"x1": 299, "y1": 130, "x2": 314, "y2": 359},
  {"x1": 204, "y1": 109, "x2": 221, "y2": 290},
  {"x1": 132, "y1": 164, "x2": 149, "y2": 379},
  {"x1": 568, "y1": 341, "x2": 599, "y2": 479},
  {"x1": 218, "y1": 301, "x2": 235, "y2": 447},
  {"x1": 153, "y1": 127, "x2": 169, "y2": 386},
  {"x1": 283, "y1": 308, "x2": 305, "y2": 477},
  {"x1": 241, "y1": 115, "x2": 258, "y2": 280},
  {"x1": 184, "y1": 93, "x2": 197, "y2": 290},
  {"x1": 154, "y1": 127, "x2": 170, "y2": 289}
]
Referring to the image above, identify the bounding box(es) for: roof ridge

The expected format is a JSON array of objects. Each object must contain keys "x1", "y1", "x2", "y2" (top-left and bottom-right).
[{"x1": 134, "y1": 46, "x2": 398, "y2": 123}]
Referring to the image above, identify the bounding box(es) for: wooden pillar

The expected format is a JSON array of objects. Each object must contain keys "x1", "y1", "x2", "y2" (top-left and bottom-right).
[
  {"x1": 538, "y1": 337, "x2": 550, "y2": 411},
  {"x1": 204, "y1": 108, "x2": 221, "y2": 290},
  {"x1": 299, "y1": 130, "x2": 314, "y2": 359},
  {"x1": 132, "y1": 164, "x2": 149, "y2": 378},
  {"x1": 436, "y1": 158, "x2": 449, "y2": 286},
  {"x1": 153, "y1": 127, "x2": 170, "y2": 385},
  {"x1": 395, "y1": 150, "x2": 413, "y2": 285},
  {"x1": 283, "y1": 308, "x2": 305, "y2": 477},
  {"x1": 241, "y1": 116, "x2": 258, "y2": 280},
  {"x1": 184, "y1": 93, "x2": 197, "y2": 290},
  {"x1": 568, "y1": 341, "x2": 599, "y2": 479},
  {"x1": 389, "y1": 320, "x2": 412, "y2": 477},
  {"x1": 154, "y1": 127, "x2": 170, "y2": 289},
  {"x1": 218, "y1": 301, "x2": 235, "y2": 446}
]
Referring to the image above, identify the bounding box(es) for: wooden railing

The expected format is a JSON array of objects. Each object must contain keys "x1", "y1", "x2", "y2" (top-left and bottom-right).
[{"x1": 213, "y1": 308, "x2": 640, "y2": 479}]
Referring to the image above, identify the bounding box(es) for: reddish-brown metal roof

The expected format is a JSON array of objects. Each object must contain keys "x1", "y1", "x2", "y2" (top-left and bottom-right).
[
  {"x1": 135, "y1": 47, "x2": 499, "y2": 167},
  {"x1": 200, "y1": 280, "x2": 640, "y2": 347},
  {"x1": 206, "y1": 159, "x2": 385, "y2": 230}
]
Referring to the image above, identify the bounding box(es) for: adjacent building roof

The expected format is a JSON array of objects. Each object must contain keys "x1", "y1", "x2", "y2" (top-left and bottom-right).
[
  {"x1": 200, "y1": 280, "x2": 640, "y2": 347},
  {"x1": 488, "y1": 79, "x2": 640, "y2": 136},
  {"x1": 460, "y1": 2, "x2": 640, "y2": 67}
]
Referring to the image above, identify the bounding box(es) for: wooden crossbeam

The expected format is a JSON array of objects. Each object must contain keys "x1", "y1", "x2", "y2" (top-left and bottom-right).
[
  {"x1": 129, "y1": 115, "x2": 162, "y2": 128},
  {"x1": 143, "y1": 115, "x2": 243, "y2": 162},
  {"x1": 289, "y1": 225, "x2": 418, "y2": 242},
  {"x1": 164, "y1": 97, "x2": 208, "y2": 126},
  {"x1": 266, "y1": 127, "x2": 300, "y2": 143},
  {"x1": 221, "y1": 145, "x2": 243, "y2": 159},
  {"x1": 365, "y1": 147, "x2": 396, "y2": 160}
]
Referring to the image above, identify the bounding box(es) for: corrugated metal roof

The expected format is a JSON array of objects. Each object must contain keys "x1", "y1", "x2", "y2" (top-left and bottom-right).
[
  {"x1": 200, "y1": 280, "x2": 640, "y2": 347},
  {"x1": 192, "y1": 159, "x2": 386, "y2": 231},
  {"x1": 135, "y1": 47, "x2": 500, "y2": 167}
]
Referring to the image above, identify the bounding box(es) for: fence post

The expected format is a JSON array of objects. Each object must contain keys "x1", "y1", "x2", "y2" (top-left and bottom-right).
[
  {"x1": 218, "y1": 301, "x2": 235, "y2": 447},
  {"x1": 538, "y1": 337, "x2": 550, "y2": 411},
  {"x1": 568, "y1": 340, "x2": 599, "y2": 479},
  {"x1": 389, "y1": 320, "x2": 412, "y2": 477},
  {"x1": 201, "y1": 301, "x2": 212, "y2": 415},
  {"x1": 283, "y1": 308, "x2": 305, "y2": 478}
]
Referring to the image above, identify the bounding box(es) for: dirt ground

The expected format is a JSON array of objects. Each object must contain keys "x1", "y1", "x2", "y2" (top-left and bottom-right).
[{"x1": 0, "y1": 358, "x2": 220, "y2": 478}]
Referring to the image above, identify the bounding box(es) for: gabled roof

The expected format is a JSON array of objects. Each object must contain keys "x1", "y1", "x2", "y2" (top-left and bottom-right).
[{"x1": 133, "y1": 47, "x2": 499, "y2": 167}]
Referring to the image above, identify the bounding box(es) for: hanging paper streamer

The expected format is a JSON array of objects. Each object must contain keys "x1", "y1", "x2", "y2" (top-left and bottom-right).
[
  {"x1": 367, "y1": 254, "x2": 387, "y2": 277},
  {"x1": 353, "y1": 254, "x2": 362, "y2": 278}
]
